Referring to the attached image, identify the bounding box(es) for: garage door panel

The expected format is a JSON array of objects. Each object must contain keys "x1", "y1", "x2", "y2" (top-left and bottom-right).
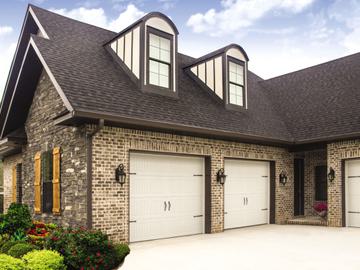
[
  {"x1": 346, "y1": 159, "x2": 360, "y2": 228},
  {"x1": 224, "y1": 159, "x2": 269, "y2": 230},
  {"x1": 130, "y1": 153, "x2": 204, "y2": 242}
]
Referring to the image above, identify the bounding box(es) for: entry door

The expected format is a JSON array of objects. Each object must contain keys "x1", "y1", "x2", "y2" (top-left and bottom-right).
[
  {"x1": 346, "y1": 159, "x2": 360, "y2": 227},
  {"x1": 294, "y1": 159, "x2": 304, "y2": 216},
  {"x1": 129, "y1": 153, "x2": 204, "y2": 242},
  {"x1": 224, "y1": 159, "x2": 270, "y2": 229}
]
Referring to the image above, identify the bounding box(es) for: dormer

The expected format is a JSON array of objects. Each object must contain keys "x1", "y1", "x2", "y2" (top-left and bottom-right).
[
  {"x1": 105, "y1": 12, "x2": 179, "y2": 98},
  {"x1": 186, "y1": 44, "x2": 249, "y2": 110}
]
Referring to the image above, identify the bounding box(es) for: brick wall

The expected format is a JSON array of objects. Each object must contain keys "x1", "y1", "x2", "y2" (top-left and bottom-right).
[
  {"x1": 91, "y1": 126, "x2": 294, "y2": 242},
  {"x1": 2, "y1": 154, "x2": 22, "y2": 211},
  {"x1": 3, "y1": 71, "x2": 87, "y2": 227},
  {"x1": 328, "y1": 140, "x2": 360, "y2": 227}
]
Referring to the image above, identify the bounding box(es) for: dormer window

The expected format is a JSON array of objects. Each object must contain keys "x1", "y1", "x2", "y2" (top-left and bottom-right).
[
  {"x1": 228, "y1": 59, "x2": 245, "y2": 106},
  {"x1": 148, "y1": 30, "x2": 172, "y2": 89}
]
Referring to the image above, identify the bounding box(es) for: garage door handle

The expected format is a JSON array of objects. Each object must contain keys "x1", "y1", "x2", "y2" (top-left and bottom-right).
[
  {"x1": 168, "y1": 201, "x2": 171, "y2": 211},
  {"x1": 243, "y1": 197, "x2": 246, "y2": 205},
  {"x1": 246, "y1": 197, "x2": 248, "y2": 205},
  {"x1": 348, "y1": 211, "x2": 360, "y2": 214},
  {"x1": 193, "y1": 215, "x2": 203, "y2": 218},
  {"x1": 261, "y1": 208, "x2": 268, "y2": 211},
  {"x1": 164, "y1": 201, "x2": 167, "y2": 211},
  {"x1": 129, "y1": 220, "x2": 137, "y2": 223},
  {"x1": 348, "y1": 176, "x2": 360, "y2": 178}
]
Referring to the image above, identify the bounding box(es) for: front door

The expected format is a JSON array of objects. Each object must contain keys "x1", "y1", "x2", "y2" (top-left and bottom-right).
[{"x1": 294, "y1": 158, "x2": 304, "y2": 216}]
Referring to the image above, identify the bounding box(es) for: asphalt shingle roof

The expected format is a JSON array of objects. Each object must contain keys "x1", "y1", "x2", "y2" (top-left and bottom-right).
[{"x1": 28, "y1": 6, "x2": 360, "y2": 144}]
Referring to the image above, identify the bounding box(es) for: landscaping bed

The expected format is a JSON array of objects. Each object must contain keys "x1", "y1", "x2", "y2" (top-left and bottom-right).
[{"x1": 0, "y1": 203, "x2": 130, "y2": 269}]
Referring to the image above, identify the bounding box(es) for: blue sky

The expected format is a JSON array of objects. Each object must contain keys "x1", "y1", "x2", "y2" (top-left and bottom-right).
[{"x1": 1, "y1": 0, "x2": 360, "y2": 94}]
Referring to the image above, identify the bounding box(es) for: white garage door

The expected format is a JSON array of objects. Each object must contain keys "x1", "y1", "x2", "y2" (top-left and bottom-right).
[
  {"x1": 346, "y1": 159, "x2": 360, "y2": 227},
  {"x1": 224, "y1": 159, "x2": 270, "y2": 229},
  {"x1": 129, "y1": 153, "x2": 204, "y2": 242}
]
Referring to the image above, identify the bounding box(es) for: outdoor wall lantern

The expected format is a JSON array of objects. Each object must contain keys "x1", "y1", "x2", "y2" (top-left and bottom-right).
[
  {"x1": 115, "y1": 164, "x2": 126, "y2": 185},
  {"x1": 217, "y1": 168, "x2": 227, "y2": 185},
  {"x1": 279, "y1": 171, "x2": 288, "y2": 186},
  {"x1": 327, "y1": 167, "x2": 335, "y2": 182}
]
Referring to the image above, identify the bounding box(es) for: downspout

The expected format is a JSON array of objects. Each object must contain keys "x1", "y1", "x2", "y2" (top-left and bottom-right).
[{"x1": 86, "y1": 119, "x2": 104, "y2": 229}]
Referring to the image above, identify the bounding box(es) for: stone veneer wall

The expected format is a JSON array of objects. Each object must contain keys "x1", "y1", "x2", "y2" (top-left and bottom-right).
[
  {"x1": 3, "y1": 154, "x2": 22, "y2": 211},
  {"x1": 92, "y1": 126, "x2": 295, "y2": 242},
  {"x1": 304, "y1": 150, "x2": 327, "y2": 216},
  {"x1": 328, "y1": 139, "x2": 360, "y2": 227},
  {"x1": 3, "y1": 71, "x2": 87, "y2": 227}
]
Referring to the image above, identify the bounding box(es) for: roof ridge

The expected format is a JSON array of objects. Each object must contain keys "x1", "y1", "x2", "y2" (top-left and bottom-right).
[
  {"x1": 262, "y1": 51, "x2": 360, "y2": 83},
  {"x1": 29, "y1": 4, "x2": 116, "y2": 35}
]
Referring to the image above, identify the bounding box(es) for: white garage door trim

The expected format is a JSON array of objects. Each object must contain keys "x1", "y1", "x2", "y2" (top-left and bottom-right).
[
  {"x1": 345, "y1": 159, "x2": 360, "y2": 228},
  {"x1": 129, "y1": 152, "x2": 205, "y2": 242},
  {"x1": 224, "y1": 158, "x2": 270, "y2": 230}
]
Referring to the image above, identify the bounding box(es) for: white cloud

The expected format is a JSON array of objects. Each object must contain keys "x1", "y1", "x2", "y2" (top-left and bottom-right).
[
  {"x1": 0, "y1": 26, "x2": 13, "y2": 36},
  {"x1": 187, "y1": 0, "x2": 315, "y2": 36},
  {"x1": 51, "y1": 4, "x2": 145, "y2": 32},
  {"x1": 0, "y1": 42, "x2": 17, "y2": 93},
  {"x1": 329, "y1": 0, "x2": 360, "y2": 53},
  {"x1": 108, "y1": 4, "x2": 145, "y2": 31}
]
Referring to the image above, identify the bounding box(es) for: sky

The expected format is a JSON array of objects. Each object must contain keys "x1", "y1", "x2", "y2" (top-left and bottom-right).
[{"x1": 0, "y1": 0, "x2": 360, "y2": 95}]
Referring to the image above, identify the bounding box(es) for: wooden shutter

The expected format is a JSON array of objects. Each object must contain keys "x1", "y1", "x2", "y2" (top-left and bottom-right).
[
  {"x1": 34, "y1": 152, "x2": 41, "y2": 214},
  {"x1": 52, "y1": 147, "x2": 61, "y2": 215},
  {"x1": 12, "y1": 166, "x2": 16, "y2": 203}
]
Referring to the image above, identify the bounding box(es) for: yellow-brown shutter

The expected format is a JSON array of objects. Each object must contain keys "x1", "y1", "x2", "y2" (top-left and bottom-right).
[
  {"x1": 12, "y1": 166, "x2": 16, "y2": 203},
  {"x1": 34, "y1": 152, "x2": 41, "y2": 213},
  {"x1": 52, "y1": 147, "x2": 61, "y2": 215}
]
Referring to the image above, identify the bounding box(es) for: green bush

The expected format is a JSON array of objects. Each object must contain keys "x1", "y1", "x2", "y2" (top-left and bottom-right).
[
  {"x1": 114, "y1": 243, "x2": 130, "y2": 262},
  {"x1": 0, "y1": 254, "x2": 25, "y2": 270},
  {"x1": 22, "y1": 250, "x2": 66, "y2": 270},
  {"x1": 7, "y1": 242, "x2": 38, "y2": 258},
  {"x1": 0, "y1": 203, "x2": 32, "y2": 236},
  {"x1": 45, "y1": 227, "x2": 124, "y2": 270},
  {"x1": 0, "y1": 240, "x2": 25, "y2": 254}
]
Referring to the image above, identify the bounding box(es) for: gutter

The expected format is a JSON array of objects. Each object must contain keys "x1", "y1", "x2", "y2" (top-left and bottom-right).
[{"x1": 86, "y1": 119, "x2": 104, "y2": 229}]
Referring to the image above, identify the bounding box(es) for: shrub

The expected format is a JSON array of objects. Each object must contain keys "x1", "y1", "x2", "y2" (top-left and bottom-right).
[
  {"x1": 22, "y1": 250, "x2": 66, "y2": 270},
  {"x1": 114, "y1": 243, "x2": 130, "y2": 262},
  {"x1": 0, "y1": 240, "x2": 26, "y2": 254},
  {"x1": 0, "y1": 203, "x2": 32, "y2": 236},
  {"x1": 7, "y1": 242, "x2": 38, "y2": 258},
  {"x1": 27, "y1": 221, "x2": 53, "y2": 249},
  {"x1": 45, "y1": 227, "x2": 123, "y2": 270},
  {"x1": 0, "y1": 254, "x2": 25, "y2": 269}
]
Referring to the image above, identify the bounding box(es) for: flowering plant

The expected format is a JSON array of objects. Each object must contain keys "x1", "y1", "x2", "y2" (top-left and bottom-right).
[
  {"x1": 314, "y1": 202, "x2": 328, "y2": 213},
  {"x1": 27, "y1": 221, "x2": 57, "y2": 248}
]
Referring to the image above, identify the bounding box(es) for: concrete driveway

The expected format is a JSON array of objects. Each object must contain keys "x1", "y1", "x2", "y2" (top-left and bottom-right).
[{"x1": 123, "y1": 225, "x2": 360, "y2": 270}]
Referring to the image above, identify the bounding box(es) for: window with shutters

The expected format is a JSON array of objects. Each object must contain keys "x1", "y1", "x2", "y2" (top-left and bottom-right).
[{"x1": 34, "y1": 147, "x2": 61, "y2": 215}]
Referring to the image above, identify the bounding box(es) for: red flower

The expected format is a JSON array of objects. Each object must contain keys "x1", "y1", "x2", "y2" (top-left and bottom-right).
[{"x1": 96, "y1": 252, "x2": 101, "y2": 257}]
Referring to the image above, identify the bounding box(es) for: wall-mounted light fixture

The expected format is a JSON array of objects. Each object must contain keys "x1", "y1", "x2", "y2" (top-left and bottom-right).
[
  {"x1": 217, "y1": 168, "x2": 227, "y2": 185},
  {"x1": 327, "y1": 167, "x2": 335, "y2": 182},
  {"x1": 115, "y1": 164, "x2": 126, "y2": 185},
  {"x1": 279, "y1": 171, "x2": 288, "y2": 186}
]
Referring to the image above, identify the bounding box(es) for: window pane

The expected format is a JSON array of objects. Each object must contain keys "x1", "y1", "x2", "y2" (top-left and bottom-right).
[
  {"x1": 149, "y1": 33, "x2": 160, "y2": 47},
  {"x1": 229, "y1": 83, "x2": 244, "y2": 106},
  {"x1": 159, "y1": 63, "x2": 169, "y2": 76},
  {"x1": 229, "y1": 61, "x2": 244, "y2": 86},
  {"x1": 160, "y1": 50, "x2": 170, "y2": 63},
  {"x1": 149, "y1": 60, "x2": 159, "y2": 73},
  {"x1": 160, "y1": 37, "x2": 170, "y2": 50},
  {"x1": 149, "y1": 72, "x2": 159, "y2": 85},
  {"x1": 149, "y1": 45, "x2": 160, "y2": 60},
  {"x1": 159, "y1": 75, "x2": 169, "y2": 88}
]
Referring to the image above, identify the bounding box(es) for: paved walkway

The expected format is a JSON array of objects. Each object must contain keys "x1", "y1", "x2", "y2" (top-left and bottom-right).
[{"x1": 123, "y1": 225, "x2": 360, "y2": 270}]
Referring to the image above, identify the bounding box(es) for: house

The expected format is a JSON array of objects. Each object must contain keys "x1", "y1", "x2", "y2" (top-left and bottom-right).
[{"x1": 1, "y1": 5, "x2": 360, "y2": 243}]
